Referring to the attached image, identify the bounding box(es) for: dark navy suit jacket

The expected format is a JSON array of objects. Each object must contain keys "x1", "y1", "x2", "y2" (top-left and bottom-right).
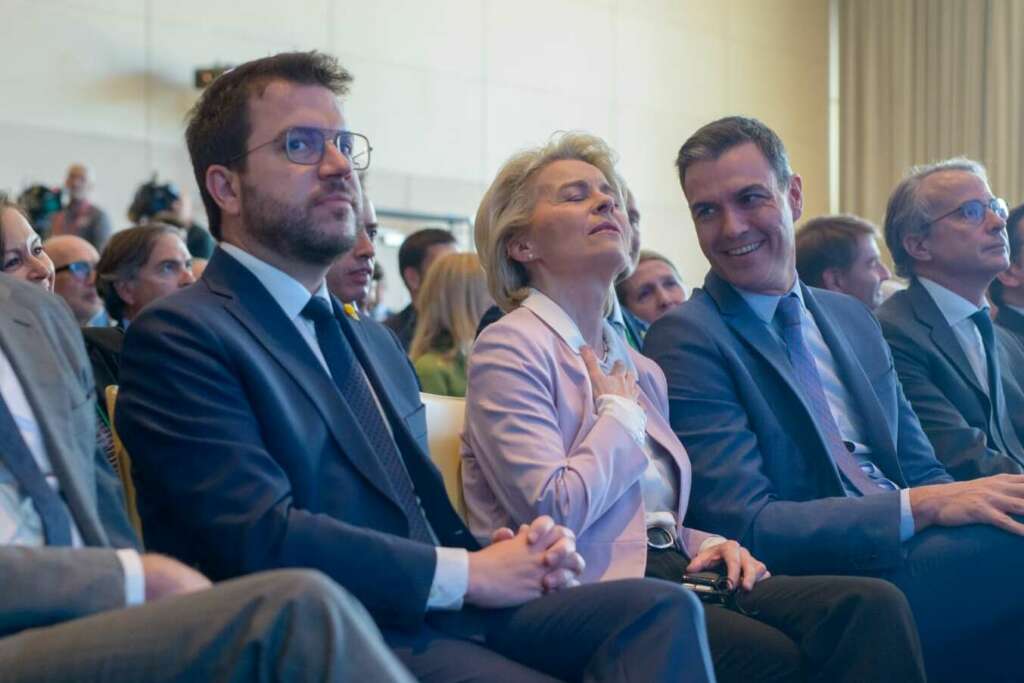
[
  {"x1": 877, "y1": 280, "x2": 1024, "y2": 479},
  {"x1": 643, "y1": 271, "x2": 951, "y2": 575},
  {"x1": 116, "y1": 248, "x2": 476, "y2": 628}
]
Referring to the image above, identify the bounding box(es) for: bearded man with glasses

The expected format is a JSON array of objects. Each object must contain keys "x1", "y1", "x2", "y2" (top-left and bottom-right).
[
  {"x1": 877, "y1": 158, "x2": 1024, "y2": 480},
  {"x1": 42, "y1": 234, "x2": 109, "y2": 326}
]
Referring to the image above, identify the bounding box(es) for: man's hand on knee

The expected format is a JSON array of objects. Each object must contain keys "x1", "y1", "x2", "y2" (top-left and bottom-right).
[
  {"x1": 910, "y1": 474, "x2": 1024, "y2": 535},
  {"x1": 140, "y1": 553, "x2": 213, "y2": 601}
]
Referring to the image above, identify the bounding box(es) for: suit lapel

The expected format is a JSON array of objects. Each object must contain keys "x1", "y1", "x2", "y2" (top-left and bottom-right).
[
  {"x1": 996, "y1": 306, "x2": 1024, "y2": 343},
  {"x1": 204, "y1": 252, "x2": 399, "y2": 506},
  {"x1": 909, "y1": 281, "x2": 989, "y2": 402},
  {"x1": 802, "y1": 286, "x2": 906, "y2": 484},
  {"x1": 0, "y1": 282, "x2": 106, "y2": 543}
]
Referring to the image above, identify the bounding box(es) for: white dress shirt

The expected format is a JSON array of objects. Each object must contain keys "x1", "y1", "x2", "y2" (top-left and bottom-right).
[
  {"x1": 918, "y1": 278, "x2": 991, "y2": 392},
  {"x1": 0, "y1": 343, "x2": 143, "y2": 604},
  {"x1": 220, "y1": 243, "x2": 467, "y2": 609}
]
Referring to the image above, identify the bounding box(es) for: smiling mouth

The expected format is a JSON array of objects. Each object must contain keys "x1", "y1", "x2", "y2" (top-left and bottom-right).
[
  {"x1": 725, "y1": 242, "x2": 764, "y2": 257},
  {"x1": 590, "y1": 222, "x2": 621, "y2": 236}
]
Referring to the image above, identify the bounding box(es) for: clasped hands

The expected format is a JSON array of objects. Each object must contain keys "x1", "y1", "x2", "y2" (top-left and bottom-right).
[{"x1": 466, "y1": 515, "x2": 585, "y2": 608}]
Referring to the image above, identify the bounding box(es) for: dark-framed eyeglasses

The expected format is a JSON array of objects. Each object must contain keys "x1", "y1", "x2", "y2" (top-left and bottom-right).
[
  {"x1": 54, "y1": 260, "x2": 95, "y2": 281},
  {"x1": 924, "y1": 197, "x2": 1009, "y2": 229},
  {"x1": 228, "y1": 126, "x2": 372, "y2": 170}
]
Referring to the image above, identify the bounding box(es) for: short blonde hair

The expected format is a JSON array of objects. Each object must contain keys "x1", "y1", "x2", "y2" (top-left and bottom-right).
[
  {"x1": 474, "y1": 131, "x2": 624, "y2": 311},
  {"x1": 409, "y1": 252, "x2": 493, "y2": 361}
]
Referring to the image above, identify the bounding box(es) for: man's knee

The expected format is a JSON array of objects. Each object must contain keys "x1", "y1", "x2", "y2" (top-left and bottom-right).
[{"x1": 621, "y1": 578, "x2": 706, "y2": 629}]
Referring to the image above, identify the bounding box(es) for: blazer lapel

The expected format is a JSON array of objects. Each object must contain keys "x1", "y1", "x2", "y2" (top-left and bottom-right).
[
  {"x1": 909, "y1": 281, "x2": 989, "y2": 402},
  {"x1": 204, "y1": 252, "x2": 399, "y2": 506},
  {"x1": 802, "y1": 286, "x2": 907, "y2": 485},
  {"x1": 996, "y1": 306, "x2": 1024, "y2": 341},
  {"x1": 0, "y1": 284, "x2": 106, "y2": 543}
]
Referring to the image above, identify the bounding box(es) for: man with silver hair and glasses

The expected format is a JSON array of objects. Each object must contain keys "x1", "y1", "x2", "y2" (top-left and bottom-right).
[
  {"x1": 645, "y1": 116, "x2": 1024, "y2": 682},
  {"x1": 877, "y1": 158, "x2": 1024, "y2": 480}
]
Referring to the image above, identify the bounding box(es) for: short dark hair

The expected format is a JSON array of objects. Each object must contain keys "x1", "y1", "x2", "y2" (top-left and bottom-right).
[
  {"x1": 676, "y1": 116, "x2": 792, "y2": 190},
  {"x1": 184, "y1": 51, "x2": 353, "y2": 241},
  {"x1": 96, "y1": 224, "x2": 180, "y2": 323},
  {"x1": 795, "y1": 215, "x2": 879, "y2": 288},
  {"x1": 397, "y1": 228, "x2": 456, "y2": 282},
  {"x1": 990, "y1": 202, "x2": 1024, "y2": 305}
]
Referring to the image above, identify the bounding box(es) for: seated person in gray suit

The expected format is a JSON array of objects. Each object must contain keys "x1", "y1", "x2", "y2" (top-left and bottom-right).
[
  {"x1": 877, "y1": 159, "x2": 1024, "y2": 478},
  {"x1": 643, "y1": 115, "x2": 1024, "y2": 683},
  {"x1": 991, "y1": 203, "x2": 1024, "y2": 344},
  {"x1": 0, "y1": 272, "x2": 412, "y2": 683}
]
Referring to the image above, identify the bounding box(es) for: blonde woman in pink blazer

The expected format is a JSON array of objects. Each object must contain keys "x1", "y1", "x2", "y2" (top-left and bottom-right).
[{"x1": 462, "y1": 132, "x2": 926, "y2": 683}]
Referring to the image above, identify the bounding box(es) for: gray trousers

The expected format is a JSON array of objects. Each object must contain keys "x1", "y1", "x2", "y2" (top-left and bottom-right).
[{"x1": 0, "y1": 569, "x2": 413, "y2": 683}]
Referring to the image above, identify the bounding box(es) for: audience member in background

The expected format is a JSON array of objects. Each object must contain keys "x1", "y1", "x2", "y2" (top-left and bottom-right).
[
  {"x1": 117, "y1": 50, "x2": 713, "y2": 682},
  {"x1": 85, "y1": 225, "x2": 195, "y2": 419},
  {"x1": 326, "y1": 194, "x2": 377, "y2": 313},
  {"x1": 128, "y1": 180, "x2": 216, "y2": 259},
  {"x1": 43, "y1": 235, "x2": 110, "y2": 327},
  {"x1": 877, "y1": 159, "x2": 1024, "y2": 479},
  {"x1": 991, "y1": 202, "x2": 1024, "y2": 344},
  {"x1": 366, "y1": 261, "x2": 389, "y2": 320},
  {"x1": 795, "y1": 214, "x2": 891, "y2": 309},
  {"x1": 410, "y1": 252, "x2": 493, "y2": 397},
  {"x1": 384, "y1": 227, "x2": 456, "y2": 350},
  {"x1": 616, "y1": 250, "x2": 687, "y2": 331},
  {"x1": 463, "y1": 131, "x2": 925, "y2": 683},
  {"x1": 49, "y1": 163, "x2": 112, "y2": 250},
  {"x1": 643, "y1": 115, "x2": 1024, "y2": 682},
  {"x1": 0, "y1": 276, "x2": 414, "y2": 683},
  {"x1": 1, "y1": 197, "x2": 54, "y2": 292}
]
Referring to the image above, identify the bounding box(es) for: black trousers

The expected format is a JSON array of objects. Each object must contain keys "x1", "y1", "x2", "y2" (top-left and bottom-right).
[
  {"x1": 384, "y1": 578, "x2": 715, "y2": 682},
  {"x1": 646, "y1": 548, "x2": 926, "y2": 683}
]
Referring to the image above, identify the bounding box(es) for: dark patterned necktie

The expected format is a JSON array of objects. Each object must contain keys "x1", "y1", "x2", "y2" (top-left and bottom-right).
[
  {"x1": 301, "y1": 296, "x2": 434, "y2": 543},
  {"x1": 970, "y1": 310, "x2": 1014, "y2": 457},
  {"x1": 776, "y1": 295, "x2": 883, "y2": 495},
  {"x1": 0, "y1": 395, "x2": 72, "y2": 544}
]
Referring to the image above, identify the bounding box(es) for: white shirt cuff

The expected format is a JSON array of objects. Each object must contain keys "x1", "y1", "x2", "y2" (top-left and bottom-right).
[
  {"x1": 115, "y1": 548, "x2": 145, "y2": 606},
  {"x1": 596, "y1": 394, "x2": 646, "y2": 445},
  {"x1": 698, "y1": 536, "x2": 729, "y2": 554},
  {"x1": 899, "y1": 489, "x2": 915, "y2": 542},
  {"x1": 427, "y1": 546, "x2": 468, "y2": 610}
]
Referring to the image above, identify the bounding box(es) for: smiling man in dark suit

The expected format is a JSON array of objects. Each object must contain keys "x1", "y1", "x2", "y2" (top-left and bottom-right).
[
  {"x1": 116, "y1": 51, "x2": 713, "y2": 683},
  {"x1": 877, "y1": 159, "x2": 1024, "y2": 479},
  {"x1": 644, "y1": 115, "x2": 1024, "y2": 682}
]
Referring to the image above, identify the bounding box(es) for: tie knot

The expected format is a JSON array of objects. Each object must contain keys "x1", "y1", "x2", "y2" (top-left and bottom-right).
[
  {"x1": 301, "y1": 295, "x2": 335, "y2": 323},
  {"x1": 776, "y1": 294, "x2": 803, "y2": 327},
  {"x1": 971, "y1": 308, "x2": 995, "y2": 342}
]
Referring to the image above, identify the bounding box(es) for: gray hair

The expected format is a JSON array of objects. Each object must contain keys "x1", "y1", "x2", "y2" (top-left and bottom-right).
[
  {"x1": 474, "y1": 131, "x2": 623, "y2": 311},
  {"x1": 883, "y1": 157, "x2": 989, "y2": 278}
]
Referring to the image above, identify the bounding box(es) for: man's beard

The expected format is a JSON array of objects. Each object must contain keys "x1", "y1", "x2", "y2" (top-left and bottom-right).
[{"x1": 241, "y1": 184, "x2": 357, "y2": 266}]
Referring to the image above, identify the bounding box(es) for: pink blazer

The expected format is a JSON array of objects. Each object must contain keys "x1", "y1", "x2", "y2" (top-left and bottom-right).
[{"x1": 461, "y1": 302, "x2": 716, "y2": 583}]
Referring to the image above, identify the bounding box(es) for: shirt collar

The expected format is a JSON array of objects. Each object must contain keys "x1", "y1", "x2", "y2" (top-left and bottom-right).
[
  {"x1": 520, "y1": 289, "x2": 628, "y2": 364},
  {"x1": 734, "y1": 279, "x2": 804, "y2": 325},
  {"x1": 220, "y1": 243, "x2": 330, "y2": 319},
  {"x1": 917, "y1": 277, "x2": 987, "y2": 326}
]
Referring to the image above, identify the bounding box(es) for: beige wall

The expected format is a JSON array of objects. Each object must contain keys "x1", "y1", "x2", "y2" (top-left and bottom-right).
[{"x1": 0, "y1": 0, "x2": 828, "y2": 299}]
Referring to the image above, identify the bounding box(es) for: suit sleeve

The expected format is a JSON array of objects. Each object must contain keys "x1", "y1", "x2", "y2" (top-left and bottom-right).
[
  {"x1": 644, "y1": 314, "x2": 905, "y2": 574},
  {"x1": 0, "y1": 546, "x2": 124, "y2": 637},
  {"x1": 116, "y1": 305, "x2": 437, "y2": 628},
  {"x1": 880, "y1": 318, "x2": 1023, "y2": 480},
  {"x1": 463, "y1": 325, "x2": 648, "y2": 535}
]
